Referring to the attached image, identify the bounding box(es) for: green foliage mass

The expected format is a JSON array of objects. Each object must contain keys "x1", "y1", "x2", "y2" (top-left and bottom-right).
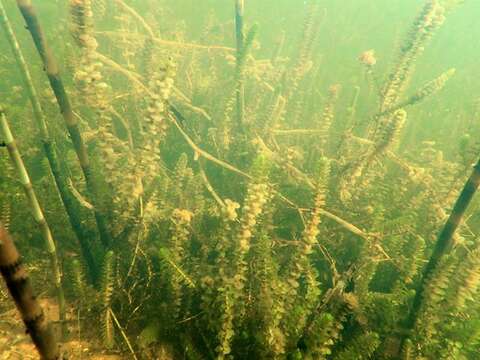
[{"x1": 2, "y1": 0, "x2": 480, "y2": 359}]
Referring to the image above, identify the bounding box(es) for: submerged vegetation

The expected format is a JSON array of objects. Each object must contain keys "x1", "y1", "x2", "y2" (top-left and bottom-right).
[{"x1": 1, "y1": 0, "x2": 480, "y2": 358}]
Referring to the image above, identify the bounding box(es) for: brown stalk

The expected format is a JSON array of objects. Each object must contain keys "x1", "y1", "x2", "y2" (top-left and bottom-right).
[
  {"x1": 96, "y1": 30, "x2": 235, "y2": 52},
  {"x1": 0, "y1": 223, "x2": 61, "y2": 360},
  {"x1": 0, "y1": 0, "x2": 98, "y2": 283},
  {"x1": 402, "y1": 158, "x2": 480, "y2": 349},
  {"x1": 15, "y1": 0, "x2": 113, "y2": 248}
]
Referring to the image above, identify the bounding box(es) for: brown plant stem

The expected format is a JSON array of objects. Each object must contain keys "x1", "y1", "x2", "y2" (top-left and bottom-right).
[
  {"x1": 95, "y1": 30, "x2": 235, "y2": 52},
  {"x1": 0, "y1": 223, "x2": 61, "y2": 360},
  {"x1": 198, "y1": 160, "x2": 225, "y2": 207},
  {"x1": 93, "y1": 51, "x2": 212, "y2": 121},
  {"x1": 109, "y1": 308, "x2": 138, "y2": 360},
  {"x1": 15, "y1": 0, "x2": 113, "y2": 249},
  {"x1": 403, "y1": 158, "x2": 480, "y2": 347},
  {"x1": 114, "y1": 0, "x2": 154, "y2": 38},
  {"x1": 169, "y1": 111, "x2": 251, "y2": 179},
  {"x1": 0, "y1": 0, "x2": 98, "y2": 283},
  {"x1": 0, "y1": 107, "x2": 66, "y2": 338}
]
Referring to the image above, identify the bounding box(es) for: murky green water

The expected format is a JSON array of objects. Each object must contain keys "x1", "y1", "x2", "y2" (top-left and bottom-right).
[{"x1": 1, "y1": 1, "x2": 480, "y2": 359}]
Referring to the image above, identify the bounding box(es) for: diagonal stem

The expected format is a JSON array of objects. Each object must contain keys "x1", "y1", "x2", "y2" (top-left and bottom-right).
[
  {"x1": 0, "y1": 0, "x2": 98, "y2": 283},
  {"x1": 0, "y1": 107, "x2": 66, "y2": 339},
  {"x1": 15, "y1": 0, "x2": 113, "y2": 249}
]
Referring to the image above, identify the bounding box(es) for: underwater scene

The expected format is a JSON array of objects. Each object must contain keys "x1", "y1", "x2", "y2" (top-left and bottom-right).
[{"x1": 1, "y1": 0, "x2": 480, "y2": 358}]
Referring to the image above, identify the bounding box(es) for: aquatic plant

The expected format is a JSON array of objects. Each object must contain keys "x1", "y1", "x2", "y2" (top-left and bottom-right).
[
  {"x1": 0, "y1": 106, "x2": 66, "y2": 335},
  {"x1": 2, "y1": 0, "x2": 480, "y2": 359},
  {"x1": 101, "y1": 250, "x2": 115, "y2": 349},
  {"x1": 16, "y1": 0, "x2": 114, "y2": 249},
  {"x1": 0, "y1": 0, "x2": 98, "y2": 281},
  {"x1": 0, "y1": 224, "x2": 60, "y2": 360}
]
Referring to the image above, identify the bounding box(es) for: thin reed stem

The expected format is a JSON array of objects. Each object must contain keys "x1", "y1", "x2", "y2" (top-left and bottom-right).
[
  {"x1": 0, "y1": 0, "x2": 98, "y2": 282},
  {"x1": 0, "y1": 107, "x2": 66, "y2": 339},
  {"x1": 93, "y1": 51, "x2": 212, "y2": 121},
  {"x1": 235, "y1": 0, "x2": 245, "y2": 130},
  {"x1": 96, "y1": 30, "x2": 235, "y2": 52},
  {"x1": 114, "y1": 0, "x2": 154, "y2": 38}
]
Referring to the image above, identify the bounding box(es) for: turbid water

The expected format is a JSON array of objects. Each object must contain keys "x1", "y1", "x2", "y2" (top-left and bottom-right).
[{"x1": 1, "y1": 0, "x2": 480, "y2": 359}]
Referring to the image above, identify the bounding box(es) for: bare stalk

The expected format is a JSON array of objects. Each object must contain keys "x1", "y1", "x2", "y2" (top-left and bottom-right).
[
  {"x1": 114, "y1": 0, "x2": 154, "y2": 38},
  {"x1": 0, "y1": 107, "x2": 66, "y2": 338},
  {"x1": 0, "y1": 223, "x2": 61, "y2": 360},
  {"x1": 109, "y1": 308, "x2": 139, "y2": 360},
  {"x1": 15, "y1": 0, "x2": 113, "y2": 248},
  {"x1": 95, "y1": 30, "x2": 235, "y2": 52},
  {"x1": 93, "y1": 51, "x2": 211, "y2": 121},
  {"x1": 403, "y1": 158, "x2": 480, "y2": 344},
  {"x1": 235, "y1": 0, "x2": 245, "y2": 130},
  {"x1": 0, "y1": 0, "x2": 98, "y2": 282}
]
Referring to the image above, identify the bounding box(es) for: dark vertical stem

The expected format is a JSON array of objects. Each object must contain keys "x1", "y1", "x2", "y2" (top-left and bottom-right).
[
  {"x1": 0, "y1": 0, "x2": 98, "y2": 283},
  {"x1": 235, "y1": 0, "x2": 245, "y2": 64},
  {"x1": 235, "y1": 0, "x2": 245, "y2": 131},
  {"x1": 235, "y1": 0, "x2": 245, "y2": 63},
  {"x1": 44, "y1": 142, "x2": 99, "y2": 282},
  {"x1": 0, "y1": 223, "x2": 61, "y2": 360},
  {"x1": 403, "y1": 158, "x2": 480, "y2": 342},
  {"x1": 15, "y1": 0, "x2": 113, "y2": 249}
]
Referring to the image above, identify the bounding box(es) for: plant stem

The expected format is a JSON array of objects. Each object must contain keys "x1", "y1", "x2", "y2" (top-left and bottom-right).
[
  {"x1": 0, "y1": 107, "x2": 66, "y2": 339},
  {"x1": 235, "y1": 0, "x2": 245, "y2": 130},
  {"x1": 0, "y1": 223, "x2": 61, "y2": 360},
  {"x1": 403, "y1": 158, "x2": 480, "y2": 345},
  {"x1": 170, "y1": 109, "x2": 371, "y2": 241},
  {"x1": 15, "y1": 0, "x2": 113, "y2": 249},
  {"x1": 109, "y1": 308, "x2": 139, "y2": 360},
  {"x1": 94, "y1": 51, "x2": 212, "y2": 121},
  {"x1": 0, "y1": 0, "x2": 98, "y2": 283},
  {"x1": 96, "y1": 30, "x2": 235, "y2": 52},
  {"x1": 114, "y1": 0, "x2": 154, "y2": 38}
]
